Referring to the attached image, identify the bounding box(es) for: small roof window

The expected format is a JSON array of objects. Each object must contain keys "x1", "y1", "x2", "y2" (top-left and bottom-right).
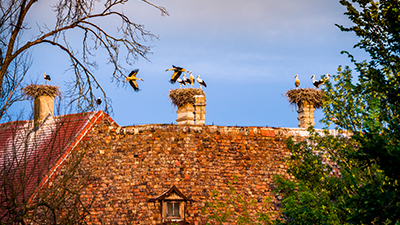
[{"x1": 149, "y1": 186, "x2": 194, "y2": 224}]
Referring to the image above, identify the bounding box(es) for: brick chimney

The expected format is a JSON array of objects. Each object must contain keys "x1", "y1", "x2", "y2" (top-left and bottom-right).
[
  {"x1": 169, "y1": 88, "x2": 206, "y2": 125},
  {"x1": 34, "y1": 94, "x2": 55, "y2": 126},
  {"x1": 297, "y1": 100, "x2": 315, "y2": 128},
  {"x1": 176, "y1": 95, "x2": 206, "y2": 125},
  {"x1": 193, "y1": 95, "x2": 206, "y2": 125},
  {"x1": 22, "y1": 84, "x2": 59, "y2": 127},
  {"x1": 285, "y1": 88, "x2": 322, "y2": 129}
]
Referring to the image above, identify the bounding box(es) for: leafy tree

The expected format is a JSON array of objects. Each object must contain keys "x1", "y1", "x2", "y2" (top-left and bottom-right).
[
  {"x1": 274, "y1": 0, "x2": 400, "y2": 224},
  {"x1": 0, "y1": 0, "x2": 168, "y2": 120}
]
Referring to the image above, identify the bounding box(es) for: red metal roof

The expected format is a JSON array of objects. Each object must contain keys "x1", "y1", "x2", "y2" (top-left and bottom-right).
[{"x1": 0, "y1": 111, "x2": 115, "y2": 218}]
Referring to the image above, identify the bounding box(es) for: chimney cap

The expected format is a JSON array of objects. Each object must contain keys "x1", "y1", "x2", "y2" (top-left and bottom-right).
[{"x1": 22, "y1": 84, "x2": 60, "y2": 99}]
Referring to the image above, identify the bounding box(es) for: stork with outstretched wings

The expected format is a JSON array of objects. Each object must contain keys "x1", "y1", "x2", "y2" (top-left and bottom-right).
[
  {"x1": 124, "y1": 69, "x2": 144, "y2": 92},
  {"x1": 165, "y1": 65, "x2": 186, "y2": 84}
]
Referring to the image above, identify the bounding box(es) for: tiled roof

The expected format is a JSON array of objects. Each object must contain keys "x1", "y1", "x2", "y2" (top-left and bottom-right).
[{"x1": 0, "y1": 111, "x2": 115, "y2": 215}]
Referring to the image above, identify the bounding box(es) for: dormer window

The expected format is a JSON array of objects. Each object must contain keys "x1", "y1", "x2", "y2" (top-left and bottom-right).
[
  {"x1": 149, "y1": 186, "x2": 194, "y2": 224},
  {"x1": 166, "y1": 201, "x2": 181, "y2": 219}
]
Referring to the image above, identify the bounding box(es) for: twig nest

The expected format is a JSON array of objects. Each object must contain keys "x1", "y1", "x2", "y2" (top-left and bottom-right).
[
  {"x1": 285, "y1": 88, "x2": 323, "y2": 109},
  {"x1": 22, "y1": 84, "x2": 60, "y2": 99},
  {"x1": 169, "y1": 88, "x2": 205, "y2": 108}
]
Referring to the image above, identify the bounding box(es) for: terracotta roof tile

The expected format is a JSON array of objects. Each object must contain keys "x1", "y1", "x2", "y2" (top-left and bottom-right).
[{"x1": 0, "y1": 111, "x2": 114, "y2": 215}]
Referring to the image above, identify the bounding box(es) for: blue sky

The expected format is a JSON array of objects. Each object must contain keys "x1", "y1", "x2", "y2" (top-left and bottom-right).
[{"x1": 15, "y1": 0, "x2": 369, "y2": 128}]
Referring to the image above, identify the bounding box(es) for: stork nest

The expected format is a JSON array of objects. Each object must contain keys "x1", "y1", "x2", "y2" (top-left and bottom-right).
[
  {"x1": 285, "y1": 88, "x2": 323, "y2": 109},
  {"x1": 169, "y1": 88, "x2": 205, "y2": 108},
  {"x1": 22, "y1": 84, "x2": 60, "y2": 99}
]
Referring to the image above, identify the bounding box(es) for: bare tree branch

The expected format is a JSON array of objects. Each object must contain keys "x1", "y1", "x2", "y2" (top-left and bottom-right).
[{"x1": 0, "y1": 0, "x2": 168, "y2": 120}]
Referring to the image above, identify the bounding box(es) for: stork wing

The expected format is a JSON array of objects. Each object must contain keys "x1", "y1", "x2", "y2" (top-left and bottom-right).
[
  {"x1": 313, "y1": 80, "x2": 323, "y2": 88},
  {"x1": 129, "y1": 80, "x2": 140, "y2": 92},
  {"x1": 172, "y1": 65, "x2": 184, "y2": 70},
  {"x1": 128, "y1": 69, "x2": 139, "y2": 78},
  {"x1": 170, "y1": 71, "x2": 183, "y2": 84}
]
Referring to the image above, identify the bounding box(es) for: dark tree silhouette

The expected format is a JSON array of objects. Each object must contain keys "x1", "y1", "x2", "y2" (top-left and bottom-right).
[{"x1": 0, "y1": 0, "x2": 168, "y2": 119}]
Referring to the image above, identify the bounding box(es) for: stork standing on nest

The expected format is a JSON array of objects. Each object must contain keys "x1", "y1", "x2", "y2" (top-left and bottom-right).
[
  {"x1": 44, "y1": 72, "x2": 51, "y2": 85},
  {"x1": 189, "y1": 71, "x2": 195, "y2": 87},
  {"x1": 294, "y1": 74, "x2": 300, "y2": 88},
  {"x1": 165, "y1": 65, "x2": 186, "y2": 84},
  {"x1": 311, "y1": 74, "x2": 323, "y2": 88},
  {"x1": 182, "y1": 73, "x2": 190, "y2": 87},
  {"x1": 176, "y1": 77, "x2": 186, "y2": 88},
  {"x1": 124, "y1": 69, "x2": 144, "y2": 92},
  {"x1": 196, "y1": 75, "x2": 207, "y2": 89},
  {"x1": 322, "y1": 73, "x2": 330, "y2": 83}
]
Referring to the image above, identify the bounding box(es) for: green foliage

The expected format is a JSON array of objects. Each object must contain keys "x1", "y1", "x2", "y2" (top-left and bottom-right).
[
  {"x1": 275, "y1": 0, "x2": 400, "y2": 224},
  {"x1": 321, "y1": 65, "x2": 370, "y2": 132},
  {"x1": 201, "y1": 176, "x2": 274, "y2": 225},
  {"x1": 274, "y1": 130, "x2": 354, "y2": 224},
  {"x1": 274, "y1": 128, "x2": 400, "y2": 224}
]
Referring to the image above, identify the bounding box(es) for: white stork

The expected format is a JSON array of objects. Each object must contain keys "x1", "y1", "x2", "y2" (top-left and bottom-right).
[
  {"x1": 322, "y1": 73, "x2": 330, "y2": 83},
  {"x1": 124, "y1": 69, "x2": 144, "y2": 92},
  {"x1": 96, "y1": 97, "x2": 102, "y2": 110},
  {"x1": 165, "y1": 65, "x2": 186, "y2": 84},
  {"x1": 311, "y1": 74, "x2": 323, "y2": 88},
  {"x1": 294, "y1": 74, "x2": 300, "y2": 88},
  {"x1": 43, "y1": 72, "x2": 51, "y2": 85},
  {"x1": 182, "y1": 73, "x2": 190, "y2": 87},
  {"x1": 196, "y1": 75, "x2": 207, "y2": 89},
  {"x1": 96, "y1": 97, "x2": 102, "y2": 106},
  {"x1": 176, "y1": 78, "x2": 186, "y2": 88},
  {"x1": 189, "y1": 71, "x2": 195, "y2": 86}
]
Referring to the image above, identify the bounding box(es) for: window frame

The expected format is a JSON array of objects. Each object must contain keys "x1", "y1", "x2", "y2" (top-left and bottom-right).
[{"x1": 163, "y1": 200, "x2": 184, "y2": 221}]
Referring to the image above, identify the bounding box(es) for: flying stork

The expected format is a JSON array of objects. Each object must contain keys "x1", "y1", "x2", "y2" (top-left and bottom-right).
[
  {"x1": 196, "y1": 75, "x2": 207, "y2": 89},
  {"x1": 43, "y1": 72, "x2": 51, "y2": 85},
  {"x1": 294, "y1": 74, "x2": 300, "y2": 88},
  {"x1": 189, "y1": 71, "x2": 195, "y2": 86},
  {"x1": 165, "y1": 65, "x2": 186, "y2": 84},
  {"x1": 123, "y1": 69, "x2": 144, "y2": 92},
  {"x1": 311, "y1": 74, "x2": 323, "y2": 88}
]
